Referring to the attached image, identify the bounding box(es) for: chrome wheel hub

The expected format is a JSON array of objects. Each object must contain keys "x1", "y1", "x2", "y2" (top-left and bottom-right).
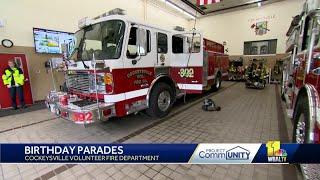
[
  {"x1": 296, "y1": 114, "x2": 306, "y2": 143},
  {"x1": 158, "y1": 91, "x2": 171, "y2": 112},
  {"x1": 300, "y1": 164, "x2": 320, "y2": 180}
]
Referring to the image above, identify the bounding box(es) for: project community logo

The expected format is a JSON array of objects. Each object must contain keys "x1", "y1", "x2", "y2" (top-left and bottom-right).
[
  {"x1": 191, "y1": 144, "x2": 258, "y2": 163},
  {"x1": 266, "y1": 141, "x2": 287, "y2": 163},
  {"x1": 199, "y1": 146, "x2": 250, "y2": 160}
]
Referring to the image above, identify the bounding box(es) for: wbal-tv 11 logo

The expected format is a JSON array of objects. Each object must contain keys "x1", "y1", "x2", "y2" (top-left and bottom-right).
[{"x1": 266, "y1": 141, "x2": 287, "y2": 163}]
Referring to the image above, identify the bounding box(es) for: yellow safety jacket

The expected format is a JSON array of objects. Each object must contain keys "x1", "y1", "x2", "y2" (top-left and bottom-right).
[{"x1": 2, "y1": 67, "x2": 25, "y2": 86}]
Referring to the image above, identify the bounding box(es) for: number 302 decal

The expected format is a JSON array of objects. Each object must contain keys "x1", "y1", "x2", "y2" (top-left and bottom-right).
[{"x1": 178, "y1": 68, "x2": 194, "y2": 78}]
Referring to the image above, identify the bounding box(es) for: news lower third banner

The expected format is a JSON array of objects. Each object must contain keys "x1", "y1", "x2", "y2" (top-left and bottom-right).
[{"x1": 0, "y1": 142, "x2": 320, "y2": 164}]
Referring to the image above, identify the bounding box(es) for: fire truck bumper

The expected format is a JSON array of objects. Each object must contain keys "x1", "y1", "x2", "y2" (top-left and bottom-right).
[{"x1": 45, "y1": 91, "x2": 115, "y2": 124}]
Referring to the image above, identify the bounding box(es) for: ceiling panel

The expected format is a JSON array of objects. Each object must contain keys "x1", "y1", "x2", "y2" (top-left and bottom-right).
[{"x1": 181, "y1": 0, "x2": 286, "y2": 16}]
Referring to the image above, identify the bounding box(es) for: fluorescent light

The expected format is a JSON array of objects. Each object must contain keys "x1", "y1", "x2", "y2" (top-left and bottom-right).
[
  {"x1": 158, "y1": 0, "x2": 196, "y2": 20},
  {"x1": 166, "y1": 1, "x2": 183, "y2": 13},
  {"x1": 184, "y1": 11, "x2": 196, "y2": 20}
]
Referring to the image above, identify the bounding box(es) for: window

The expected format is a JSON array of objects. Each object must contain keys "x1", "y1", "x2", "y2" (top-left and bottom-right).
[
  {"x1": 172, "y1": 33, "x2": 201, "y2": 54},
  {"x1": 302, "y1": 17, "x2": 313, "y2": 50},
  {"x1": 157, "y1": 33, "x2": 168, "y2": 53},
  {"x1": 244, "y1": 39, "x2": 277, "y2": 55},
  {"x1": 190, "y1": 36, "x2": 201, "y2": 53},
  {"x1": 127, "y1": 27, "x2": 150, "y2": 59},
  {"x1": 69, "y1": 20, "x2": 125, "y2": 61},
  {"x1": 172, "y1": 35, "x2": 184, "y2": 53},
  {"x1": 260, "y1": 45, "x2": 268, "y2": 54},
  {"x1": 147, "y1": 30, "x2": 151, "y2": 53}
]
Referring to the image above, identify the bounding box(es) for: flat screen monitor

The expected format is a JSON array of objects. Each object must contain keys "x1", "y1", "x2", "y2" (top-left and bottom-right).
[{"x1": 33, "y1": 28, "x2": 75, "y2": 54}]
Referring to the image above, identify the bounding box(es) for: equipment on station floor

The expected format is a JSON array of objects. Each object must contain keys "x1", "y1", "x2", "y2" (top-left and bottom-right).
[
  {"x1": 270, "y1": 60, "x2": 284, "y2": 84},
  {"x1": 202, "y1": 98, "x2": 221, "y2": 111},
  {"x1": 228, "y1": 57, "x2": 245, "y2": 81},
  {"x1": 245, "y1": 60, "x2": 268, "y2": 89}
]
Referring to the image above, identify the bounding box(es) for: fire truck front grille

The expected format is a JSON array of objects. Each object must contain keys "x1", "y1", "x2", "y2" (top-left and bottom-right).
[{"x1": 66, "y1": 72, "x2": 91, "y2": 93}]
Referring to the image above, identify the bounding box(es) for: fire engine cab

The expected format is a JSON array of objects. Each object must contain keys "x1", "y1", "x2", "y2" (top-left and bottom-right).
[
  {"x1": 46, "y1": 9, "x2": 229, "y2": 124},
  {"x1": 283, "y1": 0, "x2": 320, "y2": 178}
]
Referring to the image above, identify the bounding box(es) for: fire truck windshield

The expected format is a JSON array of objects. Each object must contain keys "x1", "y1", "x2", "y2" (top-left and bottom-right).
[{"x1": 69, "y1": 20, "x2": 125, "y2": 61}]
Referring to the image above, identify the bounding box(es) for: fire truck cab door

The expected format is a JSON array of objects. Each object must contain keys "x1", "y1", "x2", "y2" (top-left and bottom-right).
[{"x1": 122, "y1": 24, "x2": 155, "y2": 96}]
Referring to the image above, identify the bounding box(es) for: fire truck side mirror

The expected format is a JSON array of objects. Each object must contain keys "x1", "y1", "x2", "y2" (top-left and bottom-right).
[{"x1": 61, "y1": 43, "x2": 70, "y2": 60}]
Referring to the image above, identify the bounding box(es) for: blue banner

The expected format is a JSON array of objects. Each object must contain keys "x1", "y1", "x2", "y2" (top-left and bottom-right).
[
  {"x1": 0, "y1": 144, "x2": 196, "y2": 163},
  {"x1": 0, "y1": 142, "x2": 320, "y2": 163}
]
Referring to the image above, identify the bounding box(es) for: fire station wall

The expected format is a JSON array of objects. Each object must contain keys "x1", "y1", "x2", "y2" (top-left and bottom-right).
[
  {"x1": 194, "y1": 0, "x2": 304, "y2": 55},
  {"x1": 0, "y1": 0, "x2": 190, "y2": 101}
]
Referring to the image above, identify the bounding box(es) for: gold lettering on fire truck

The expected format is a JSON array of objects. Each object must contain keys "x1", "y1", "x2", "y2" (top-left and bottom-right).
[
  {"x1": 179, "y1": 68, "x2": 194, "y2": 78},
  {"x1": 127, "y1": 69, "x2": 153, "y2": 85}
]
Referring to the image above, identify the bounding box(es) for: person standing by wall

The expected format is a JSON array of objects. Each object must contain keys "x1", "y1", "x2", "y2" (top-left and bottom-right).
[{"x1": 2, "y1": 60, "x2": 26, "y2": 110}]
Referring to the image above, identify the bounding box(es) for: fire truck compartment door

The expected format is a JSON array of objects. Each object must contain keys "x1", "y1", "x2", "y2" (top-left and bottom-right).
[{"x1": 170, "y1": 33, "x2": 203, "y2": 92}]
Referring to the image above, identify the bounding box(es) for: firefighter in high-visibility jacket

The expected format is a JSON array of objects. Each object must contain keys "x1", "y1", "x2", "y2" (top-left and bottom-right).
[{"x1": 2, "y1": 60, "x2": 26, "y2": 109}]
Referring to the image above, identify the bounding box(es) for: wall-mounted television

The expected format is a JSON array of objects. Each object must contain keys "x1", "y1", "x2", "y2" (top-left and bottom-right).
[{"x1": 33, "y1": 28, "x2": 75, "y2": 54}]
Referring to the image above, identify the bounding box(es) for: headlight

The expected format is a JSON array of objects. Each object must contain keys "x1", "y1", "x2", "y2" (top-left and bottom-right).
[{"x1": 89, "y1": 73, "x2": 106, "y2": 93}]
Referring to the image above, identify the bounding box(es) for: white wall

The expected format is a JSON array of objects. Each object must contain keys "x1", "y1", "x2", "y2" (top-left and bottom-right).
[
  {"x1": 195, "y1": 0, "x2": 304, "y2": 55},
  {"x1": 0, "y1": 0, "x2": 191, "y2": 47}
]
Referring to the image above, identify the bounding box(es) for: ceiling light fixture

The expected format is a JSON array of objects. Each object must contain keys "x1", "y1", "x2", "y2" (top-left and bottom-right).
[
  {"x1": 158, "y1": 0, "x2": 196, "y2": 20},
  {"x1": 184, "y1": 11, "x2": 196, "y2": 19},
  {"x1": 166, "y1": 1, "x2": 183, "y2": 13}
]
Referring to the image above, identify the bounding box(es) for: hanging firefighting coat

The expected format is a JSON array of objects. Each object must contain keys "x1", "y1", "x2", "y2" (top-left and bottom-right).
[{"x1": 2, "y1": 67, "x2": 25, "y2": 86}]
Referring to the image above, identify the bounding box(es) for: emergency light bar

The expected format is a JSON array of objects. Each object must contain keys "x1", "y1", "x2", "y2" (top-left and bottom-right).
[
  {"x1": 78, "y1": 17, "x2": 92, "y2": 29},
  {"x1": 93, "y1": 8, "x2": 126, "y2": 20},
  {"x1": 79, "y1": 9, "x2": 126, "y2": 29},
  {"x1": 174, "y1": 26, "x2": 185, "y2": 31}
]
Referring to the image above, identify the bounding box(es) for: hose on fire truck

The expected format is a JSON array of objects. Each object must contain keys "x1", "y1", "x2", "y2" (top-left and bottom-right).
[{"x1": 183, "y1": 12, "x2": 198, "y2": 103}]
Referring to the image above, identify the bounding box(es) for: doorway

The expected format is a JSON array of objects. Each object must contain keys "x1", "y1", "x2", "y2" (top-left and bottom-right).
[{"x1": 0, "y1": 53, "x2": 33, "y2": 109}]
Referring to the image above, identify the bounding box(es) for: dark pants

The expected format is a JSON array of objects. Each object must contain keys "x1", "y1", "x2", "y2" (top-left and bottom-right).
[{"x1": 9, "y1": 86, "x2": 25, "y2": 108}]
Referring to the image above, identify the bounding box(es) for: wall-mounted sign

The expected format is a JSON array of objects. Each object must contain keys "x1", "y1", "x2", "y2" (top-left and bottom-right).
[
  {"x1": 251, "y1": 21, "x2": 270, "y2": 36},
  {"x1": 248, "y1": 15, "x2": 275, "y2": 23},
  {"x1": 248, "y1": 14, "x2": 275, "y2": 36}
]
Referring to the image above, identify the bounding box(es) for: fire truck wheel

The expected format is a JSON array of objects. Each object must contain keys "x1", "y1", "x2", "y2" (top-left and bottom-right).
[
  {"x1": 146, "y1": 83, "x2": 174, "y2": 118},
  {"x1": 213, "y1": 74, "x2": 221, "y2": 91},
  {"x1": 293, "y1": 96, "x2": 311, "y2": 143}
]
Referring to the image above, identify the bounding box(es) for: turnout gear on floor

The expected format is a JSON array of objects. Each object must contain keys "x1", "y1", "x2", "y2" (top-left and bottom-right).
[
  {"x1": 202, "y1": 98, "x2": 221, "y2": 111},
  {"x1": 2, "y1": 67, "x2": 25, "y2": 86}
]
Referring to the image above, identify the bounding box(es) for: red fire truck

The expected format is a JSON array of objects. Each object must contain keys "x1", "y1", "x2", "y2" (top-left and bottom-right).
[
  {"x1": 46, "y1": 9, "x2": 229, "y2": 124},
  {"x1": 283, "y1": 0, "x2": 320, "y2": 178}
]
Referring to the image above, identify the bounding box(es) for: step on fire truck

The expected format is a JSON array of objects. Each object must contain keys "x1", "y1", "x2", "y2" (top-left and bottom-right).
[
  {"x1": 283, "y1": 0, "x2": 320, "y2": 178},
  {"x1": 46, "y1": 9, "x2": 229, "y2": 125}
]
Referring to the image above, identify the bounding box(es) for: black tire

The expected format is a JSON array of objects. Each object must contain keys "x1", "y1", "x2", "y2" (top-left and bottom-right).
[
  {"x1": 292, "y1": 95, "x2": 311, "y2": 143},
  {"x1": 146, "y1": 83, "x2": 174, "y2": 118},
  {"x1": 212, "y1": 74, "x2": 222, "y2": 91},
  {"x1": 292, "y1": 96, "x2": 318, "y2": 180}
]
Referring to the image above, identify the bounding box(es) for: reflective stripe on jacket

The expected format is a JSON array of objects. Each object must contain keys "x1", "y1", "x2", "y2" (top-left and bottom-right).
[{"x1": 2, "y1": 67, "x2": 25, "y2": 86}]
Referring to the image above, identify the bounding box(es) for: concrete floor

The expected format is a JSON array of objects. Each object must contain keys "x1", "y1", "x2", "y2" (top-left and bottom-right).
[{"x1": 0, "y1": 82, "x2": 301, "y2": 180}]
